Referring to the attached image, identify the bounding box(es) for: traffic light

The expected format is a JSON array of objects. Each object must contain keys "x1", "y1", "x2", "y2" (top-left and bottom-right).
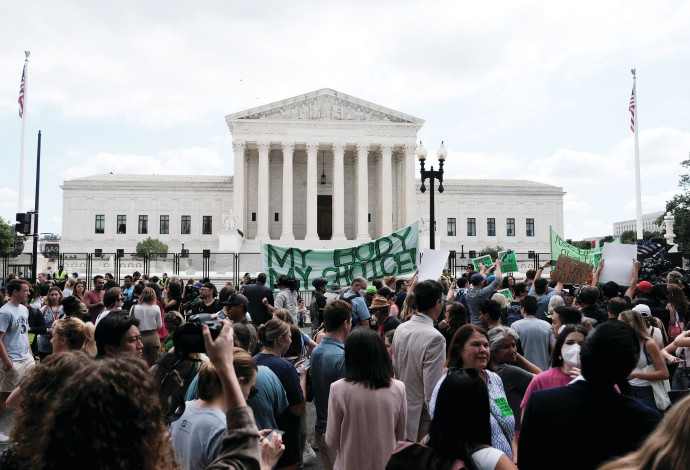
[{"x1": 15, "y1": 213, "x2": 31, "y2": 235}]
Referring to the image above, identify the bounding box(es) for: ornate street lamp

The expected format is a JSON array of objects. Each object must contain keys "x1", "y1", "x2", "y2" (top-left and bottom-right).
[{"x1": 417, "y1": 141, "x2": 447, "y2": 250}]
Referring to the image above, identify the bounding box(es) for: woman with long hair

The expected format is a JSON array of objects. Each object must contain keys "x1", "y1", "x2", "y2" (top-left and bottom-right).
[
  {"x1": 37, "y1": 286, "x2": 64, "y2": 360},
  {"x1": 27, "y1": 321, "x2": 266, "y2": 470},
  {"x1": 172, "y1": 348, "x2": 260, "y2": 470},
  {"x1": 326, "y1": 327, "x2": 406, "y2": 470},
  {"x1": 255, "y1": 319, "x2": 307, "y2": 470},
  {"x1": 4, "y1": 352, "x2": 92, "y2": 469},
  {"x1": 427, "y1": 369, "x2": 516, "y2": 470},
  {"x1": 520, "y1": 325, "x2": 588, "y2": 413},
  {"x1": 51, "y1": 317, "x2": 97, "y2": 357},
  {"x1": 72, "y1": 280, "x2": 86, "y2": 302},
  {"x1": 163, "y1": 281, "x2": 182, "y2": 313},
  {"x1": 429, "y1": 325, "x2": 515, "y2": 460},
  {"x1": 666, "y1": 284, "x2": 688, "y2": 340},
  {"x1": 129, "y1": 287, "x2": 162, "y2": 366},
  {"x1": 619, "y1": 309, "x2": 669, "y2": 410},
  {"x1": 500, "y1": 275, "x2": 516, "y2": 299},
  {"x1": 599, "y1": 394, "x2": 690, "y2": 470}
]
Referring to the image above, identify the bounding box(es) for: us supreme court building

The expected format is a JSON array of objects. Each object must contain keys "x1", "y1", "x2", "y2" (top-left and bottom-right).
[{"x1": 61, "y1": 89, "x2": 565, "y2": 258}]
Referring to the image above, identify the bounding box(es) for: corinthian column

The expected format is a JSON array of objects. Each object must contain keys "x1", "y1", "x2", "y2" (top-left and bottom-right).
[
  {"x1": 356, "y1": 143, "x2": 370, "y2": 240},
  {"x1": 232, "y1": 140, "x2": 246, "y2": 236},
  {"x1": 331, "y1": 143, "x2": 346, "y2": 240},
  {"x1": 280, "y1": 142, "x2": 295, "y2": 241},
  {"x1": 403, "y1": 143, "x2": 418, "y2": 227},
  {"x1": 305, "y1": 142, "x2": 319, "y2": 241},
  {"x1": 256, "y1": 141, "x2": 271, "y2": 240},
  {"x1": 379, "y1": 144, "x2": 393, "y2": 236}
]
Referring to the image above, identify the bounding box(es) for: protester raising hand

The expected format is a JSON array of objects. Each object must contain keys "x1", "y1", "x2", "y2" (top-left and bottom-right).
[{"x1": 204, "y1": 319, "x2": 265, "y2": 470}]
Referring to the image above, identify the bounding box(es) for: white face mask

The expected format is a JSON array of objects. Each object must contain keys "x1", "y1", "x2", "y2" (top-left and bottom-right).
[{"x1": 561, "y1": 344, "x2": 581, "y2": 368}]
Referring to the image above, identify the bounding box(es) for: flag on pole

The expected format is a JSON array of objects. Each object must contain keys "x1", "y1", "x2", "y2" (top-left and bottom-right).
[
  {"x1": 629, "y1": 84, "x2": 636, "y2": 133},
  {"x1": 18, "y1": 65, "x2": 26, "y2": 118}
]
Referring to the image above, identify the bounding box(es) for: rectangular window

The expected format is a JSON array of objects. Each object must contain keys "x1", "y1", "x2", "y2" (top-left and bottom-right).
[
  {"x1": 181, "y1": 215, "x2": 191, "y2": 234},
  {"x1": 202, "y1": 216, "x2": 212, "y2": 235},
  {"x1": 467, "y1": 218, "x2": 476, "y2": 236},
  {"x1": 469, "y1": 250, "x2": 477, "y2": 258},
  {"x1": 251, "y1": 212, "x2": 256, "y2": 222},
  {"x1": 507, "y1": 218, "x2": 515, "y2": 237},
  {"x1": 526, "y1": 218, "x2": 535, "y2": 237},
  {"x1": 160, "y1": 215, "x2": 169, "y2": 234},
  {"x1": 95, "y1": 215, "x2": 104, "y2": 234},
  {"x1": 138, "y1": 215, "x2": 148, "y2": 234},
  {"x1": 487, "y1": 218, "x2": 496, "y2": 236},
  {"x1": 117, "y1": 215, "x2": 126, "y2": 234},
  {"x1": 275, "y1": 213, "x2": 279, "y2": 222},
  {"x1": 447, "y1": 218, "x2": 456, "y2": 236}
]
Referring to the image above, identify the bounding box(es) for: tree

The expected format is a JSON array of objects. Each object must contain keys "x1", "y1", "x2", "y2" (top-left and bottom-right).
[
  {"x1": 0, "y1": 220, "x2": 14, "y2": 256},
  {"x1": 135, "y1": 237, "x2": 169, "y2": 260},
  {"x1": 479, "y1": 245, "x2": 504, "y2": 259},
  {"x1": 657, "y1": 157, "x2": 690, "y2": 252}
]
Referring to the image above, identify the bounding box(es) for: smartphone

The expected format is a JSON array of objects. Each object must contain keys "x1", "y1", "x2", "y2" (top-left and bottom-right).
[
  {"x1": 549, "y1": 260, "x2": 557, "y2": 267},
  {"x1": 264, "y1": 429, "x2": 285, "y2": 443},
  {"x1": 297, "y1": 359, "x2": 311, "y2": 373}
]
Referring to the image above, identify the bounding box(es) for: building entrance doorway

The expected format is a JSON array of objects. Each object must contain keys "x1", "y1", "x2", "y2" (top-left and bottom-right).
[{"x1": 317, "y1": 195, "x2": 333, "y2": 240}]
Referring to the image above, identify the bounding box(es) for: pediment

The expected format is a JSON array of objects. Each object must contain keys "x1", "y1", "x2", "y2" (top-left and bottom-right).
[{"x1": 225, "y1": 88, "x2": 423, "y2": 124}]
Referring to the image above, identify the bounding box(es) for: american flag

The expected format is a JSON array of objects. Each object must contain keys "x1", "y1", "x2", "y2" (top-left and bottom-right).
[
  {"x1": 18, "y1": 65, "x2": 25, "y2": 118},
  {"x1": 629, "y1": 84, "x2": 636, "y2": 133},
  {"x1": 637, "y1": 240, "x2": 671, "y2": 261}
]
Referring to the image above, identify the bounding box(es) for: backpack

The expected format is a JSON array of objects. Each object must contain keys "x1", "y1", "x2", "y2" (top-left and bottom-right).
[{"x1": 338, "y1": 292, "x2": 362, "y2": 327}]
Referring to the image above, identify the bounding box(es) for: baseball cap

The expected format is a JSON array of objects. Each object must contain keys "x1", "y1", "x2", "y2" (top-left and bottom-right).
[
  {"x1": 220, "y1": 293, "x2": 249, "y2": 308},
  {"x1": 366, "y1": 286, "x2": 377, "y2": 293},
  {"x1": 487, "y1": 275, "x2": 496, "y2": 283},
  {"x1": 632, "y1": 304, "x2": 652, "y2": 317},
  {"x1": 312, "y1": 277, "x2": 328, "y2": 289},
  {"x1": 637, "y1": 281, "x2": 653, "y2": 294},
  {"x1": 470, "y1": 273, "x2": 485, "y2": 284},
  {"x1": 193, "y1": 282, "x2": 203, "y2": 288}
]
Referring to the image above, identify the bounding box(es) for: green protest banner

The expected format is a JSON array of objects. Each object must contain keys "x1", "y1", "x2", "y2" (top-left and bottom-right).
[
  {"x1": 472, "y1": 255, "x2": 492, "y2": 271},
  {"x1": 262, "y1": 223, "x2": 419, "y2": 289},
  {"x1": 497, "y1": 250, "x2": 518, "y2": 273},
  {"x1": 497, "y1": 288, "x2": 514, "y2": 302},
  {"x1": 550, "y1": 227, "x2": 622, "y2": 266}
]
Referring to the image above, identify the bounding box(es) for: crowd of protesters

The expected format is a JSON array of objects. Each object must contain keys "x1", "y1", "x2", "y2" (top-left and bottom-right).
[{"x1": 0, "y1": 257, "x2": 688, "y2": 470}]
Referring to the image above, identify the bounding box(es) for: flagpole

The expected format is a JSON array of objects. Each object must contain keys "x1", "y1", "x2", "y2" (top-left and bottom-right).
[
  {"x1": 631, "y1": 69, "x2": 643, "y2": 241},
  {"x1": 18, "y1": 50, "x2": 30, "y2": 213}
]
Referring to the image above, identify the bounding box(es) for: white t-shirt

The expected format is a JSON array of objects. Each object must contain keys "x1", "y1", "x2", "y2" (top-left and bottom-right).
[{"x1": 472, "y1": 446, "x2": 505, "y2": 470}]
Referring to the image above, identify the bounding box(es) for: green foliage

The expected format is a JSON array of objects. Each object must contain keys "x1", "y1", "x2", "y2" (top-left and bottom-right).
[
  {"x1": 600, "y1": 235, "x2": 614, "y2": 244},
  {"x1": 135, "y1": 237, "x2": 169, "y2": 260},
  {"x1": 567, "y1": 239, "x2": 592, "y2": 250},
  {"x1": 479, "y1": 245, "x2": 504, "y2": 259},
  {"x1": 655, "y1": 158, "x2": 690, "y2": 252},
  {"x1": 44, "y1": 247, "x2": 59, "y2": 262},
  {"x1": 0, "y1": 220, "x2": 14, "y2": 256}
]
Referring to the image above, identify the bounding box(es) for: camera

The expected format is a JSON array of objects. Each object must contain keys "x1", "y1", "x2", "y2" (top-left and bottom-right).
[
  {"x1": 274, "y1": 275, "x2": 300, "y2": 290},
  {"x1": 172, "y1": 314, "x2": 222, "y2": 356}
]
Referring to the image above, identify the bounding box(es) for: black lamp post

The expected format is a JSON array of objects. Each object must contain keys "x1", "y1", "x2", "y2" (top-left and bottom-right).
[{"x1": 417, "y1": 141, "x2": 447, "y2": 250}]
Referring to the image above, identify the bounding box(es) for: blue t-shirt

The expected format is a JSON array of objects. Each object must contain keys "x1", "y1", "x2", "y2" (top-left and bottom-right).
[
  {"x1": 254, "y1": 352, "x2": 304, "y2": 466},
  {"x1": 0, "y1": 302, "x2": 31, "y2": 362},
  {"x1": 310, "y1": 336, "x2": 346, "y2": 433},
  {"x1": 528, "y1": 287, "x2": 559, "y2": 320},
  {"x1": 343, "y1": 290, "x2": 371, "y2": 325},
  {"x1": 248, "y1": 366, "x2": 290, "y2": 431}
]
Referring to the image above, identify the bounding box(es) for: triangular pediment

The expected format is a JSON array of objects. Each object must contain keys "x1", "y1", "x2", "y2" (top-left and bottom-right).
[{"x1": 225, "y1": 88, "x2": 423, "y2": 124}]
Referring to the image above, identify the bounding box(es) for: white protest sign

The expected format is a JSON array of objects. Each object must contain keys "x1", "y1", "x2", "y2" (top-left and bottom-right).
[
  {"x1": 599, "y1": 242, "x2": 637, "y2": 286},
  {"x1": 418, "y1": 249, "x2": 450, "y2": 282}
]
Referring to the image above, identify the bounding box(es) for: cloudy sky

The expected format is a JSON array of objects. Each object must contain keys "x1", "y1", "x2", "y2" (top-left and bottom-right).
[{"x1": 1, "y1": 0, "x2": 689, "y2": 240}]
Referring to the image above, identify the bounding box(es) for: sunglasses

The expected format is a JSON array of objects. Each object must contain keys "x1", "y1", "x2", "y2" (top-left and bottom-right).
[{"x1": 248, "y1": 386, "x2": 259, "y2": 399}]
